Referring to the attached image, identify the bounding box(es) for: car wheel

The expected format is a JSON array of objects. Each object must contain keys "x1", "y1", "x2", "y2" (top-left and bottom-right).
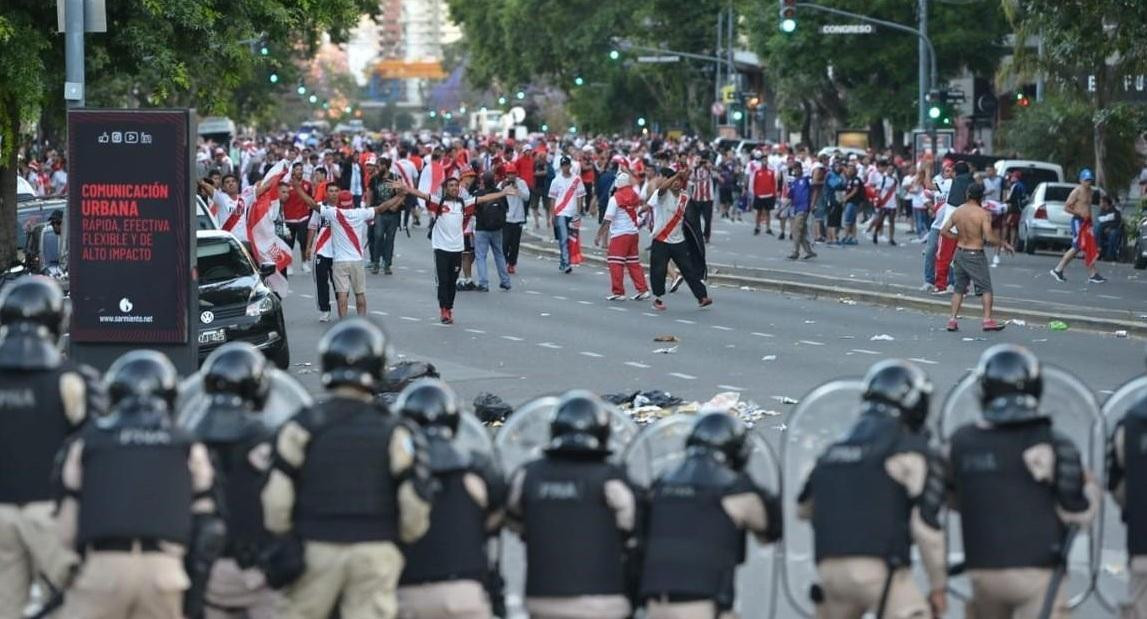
[
  {"x1": 1135, "y1": 240, "x2": 1147, "y2": 270},
  {"x1": 270, "y1": 337, "x2": 290, "y2": 369},
  {"x1": 1015, "y1": 235, "x2": 1026, "y2": 253},
  {"x1": 1021, "y1": 226, "x2": 1036, "y2": 254}
]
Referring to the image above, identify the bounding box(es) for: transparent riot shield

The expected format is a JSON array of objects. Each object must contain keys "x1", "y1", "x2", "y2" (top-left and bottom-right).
[
  {"x1": 780, "y1": 379, "x2": 866, "y2": 618},
  {"x1": 1097, "y1": 375, "x2": 1147, "y2": 611},
  {"x1": 456, "y1": 409, "x2": 496, "y2": 461},
  {"x1": 940, "y1": 366, "x2": 1102, "y2": 609},
  {"x1": 623, "y1": 414, "x2": 781, "y2": 618},
  {"x1": 493, "y1": 396, "x2": 639, "y2": 619},
  {"x1": 176, "y1": 367, "x2": 313, "y2": 432}
]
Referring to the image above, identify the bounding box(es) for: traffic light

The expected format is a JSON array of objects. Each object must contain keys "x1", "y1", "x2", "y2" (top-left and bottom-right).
[
  {"x1": 609, "y1": 50, "x2": 620, "y2": 61},
  {"x1": 308, "y1": 94, "x2": 318, "y2": 104},
  {"x1": 516, "y1": 91, "x2": 525, "y2": 100},
  {"x1": 296, "y1": 85, "x2": 307, "y2": 96},
  {"x1": 574, "y1": 76, "x2": 585, "y2": 87},
  {"x1": 259, "y1": 46, "x2": 269, "y2": 56},
  {"x1": 779, "y1": 0, "x2": 797, "y2": 33},
  {"x1": 498, "y1": 96, "x2": 507, "y2": 105},
  {"x1": 732, "y1": 108, "x2": 744, "y2": 122},
  {"x1": 268, "y1": 73, "x2": 279, "y2": 84},
  {"x1": 926, "y1": 89, "x2": 951, "y2": 125},
  {"x1": 636, "y1": 117, "x2": 647, "y2": 127}
]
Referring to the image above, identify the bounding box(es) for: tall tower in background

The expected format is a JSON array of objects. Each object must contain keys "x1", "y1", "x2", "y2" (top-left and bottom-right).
[{"x1": 400, "y1": 0, "x2": 460, "y2": 106}]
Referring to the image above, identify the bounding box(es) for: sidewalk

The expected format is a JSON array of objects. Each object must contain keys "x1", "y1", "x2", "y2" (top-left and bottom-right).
[{"x1": 519, "y1": 214, "x2": 1147, "y2": 336}]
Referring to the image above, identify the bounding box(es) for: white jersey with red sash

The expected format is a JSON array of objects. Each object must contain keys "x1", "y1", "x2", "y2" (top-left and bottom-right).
[
  {"x1": 417, "y1": 160, "x2": 446, "y2": 209},
  {"x1": 319, "y1": 205, "x2": 373, "y2": 262},
  {"x1": 426, "y1": 196, "x2": 476, "y2": 252},
  {"x1": 548, "y1": 173, "x2": 584, "y2": 218},
  {"x1": 650, "y1": 189, "x2": 689, "y2": 244},
  {"x1": 874, "y1": 173, "x2": 898, "y2": 209},
  {"x1": 689, "y1": 167, "x2": 714, "y2": 202}
]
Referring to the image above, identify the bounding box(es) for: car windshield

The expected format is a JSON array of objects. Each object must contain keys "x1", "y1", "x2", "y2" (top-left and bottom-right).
[
  {"x1": 1009, "y1": 167, "x2": 1059, "y2": 189},
  {"x1": 1042, "y1": 185, "x2": 1103, "y2": 205},
  {"x1": 197, "y1": 237, "x2": 253, "y2": 284}
]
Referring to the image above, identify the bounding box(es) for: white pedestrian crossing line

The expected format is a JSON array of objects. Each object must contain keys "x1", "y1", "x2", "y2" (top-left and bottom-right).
[
  {"x1": 642, "y1": 312, "x2": 659, "y2": 317},
  {"x1": 711, "y1": 325, "x2": 734, "y2": 331},
  {"x1": 399, "y1": 316, "x2": 420, "y2": 321},
  {"x1": 718, "y1": 384, "x2": 746, "y2": 391},
  {"x1": 371, "y1": 310, "x2": 389, "y2": 316},
  {"x1": 501, "y1": 336, "x2": 525, "y2": 342},
  {"x1": 579, "y1": 351, "x2": 604, "y2": 358},
  {"x1": 1098, "y1": 294, "x2": 1122, "y2": 300},
  {"x1": 799, "y1": 340, "x2": 826, "y2": 346},
  {"x1": 1046, "y1": 289, "x2": 1072, "y2": 294},
  {"x1": 525, "y1": 290, "x2": 541, "y2": 295},
  {"x1": 577, "y1": 300, "x2": 593, "y2": 305},
  {"x1": 553, "y1": 295, "x2": 568, "y2": 301},
  {"x1": 608, "y1": 306, "x2": 628, "y2": 312},
  {"x1": 909, "y1": 357, "x2": 939, "y2": 365},
  {"x1": 300, "y1": 294, "x2": 313, "y2": 299},
  {"x1": 625, "y1": 361, "x2": 651, "y2": 368},
  {"x1": 751, "y1": 332, "x2": 775, "y2": 338},
  {"x1": 465, "y1": 329, "x2": 486, "y2": 334},
  {"x1": 538, "y1": 342, "x2": 562, "y2": 349},
  {"x1": 850, "y1": 349, "x2": 880, "y2": 355},
  {"x1": 675, "y1": 319, "x2": 696, "y2": 324},
  {"x1": 669, "y1": 372, "x2": 697, "y2": 380}
]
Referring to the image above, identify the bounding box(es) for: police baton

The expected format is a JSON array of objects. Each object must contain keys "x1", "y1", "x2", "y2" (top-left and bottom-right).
[{"x1": 1037, "y1": 524, "x2": 1079, "y2": 619}]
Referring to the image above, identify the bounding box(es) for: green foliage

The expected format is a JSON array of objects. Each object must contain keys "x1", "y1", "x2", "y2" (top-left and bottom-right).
[{"x1": 999, "y1": 95, "x2": 1145, "y2": 198}]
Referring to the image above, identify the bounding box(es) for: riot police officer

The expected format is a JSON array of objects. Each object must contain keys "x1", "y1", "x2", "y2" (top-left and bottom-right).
[
  {"x1": 1106, "y1": 347, "x2": 1147, "y2": 618},
  {"x1": 58, "y1": 350, "x2": 218, "y2": 618},
  {"x1": 187, "y1": 343, "x2": 282, "y2": 619},
  {"x1": 395, "y1": 378, "x2": 506, "y2": 618},
  {"x1": 261, "y1": 318, "x2": 434, "y2": 619},
  {"x1": 0, "y1": 276, "x2": 102, "y2": 616},
  {"x1": 507, "y1": 390, "x2": 637, "y2": 619},
  {"x1": 949, "y1": 344, "x2": 1098, "y2": 618},
  {"x1": 798, "y1": 359, "x2": 948, "y2": 619},
  {"x1": 639, "y1": 412, "x2": 782, "y2": 618}
]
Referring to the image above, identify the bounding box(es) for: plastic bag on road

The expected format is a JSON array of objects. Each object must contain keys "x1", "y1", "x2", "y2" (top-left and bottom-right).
[
  {"x1": 474, "y1": 392, "x2": 513, "y2": 424},
  {"x1": 381, "y1": 361, "x2": 439, "y2": 393}
]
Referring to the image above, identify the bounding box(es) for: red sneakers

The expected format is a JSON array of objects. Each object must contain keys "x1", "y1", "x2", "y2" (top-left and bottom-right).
[
  {"x1": 652, "y1": 298, "x2": 667, "y2": 311},
  {"x1": 440, "y1": 308, "x2": 454, "y2": 324},
  {"x1": 982, "y1": 319, "x2": 1005, "y2": 332},
  {"x1": 508, "y1": 264, "x2": 516, "y2": 274},
  {"x1": 946, "y1": 319, "x2": 959, "y2": 332}
]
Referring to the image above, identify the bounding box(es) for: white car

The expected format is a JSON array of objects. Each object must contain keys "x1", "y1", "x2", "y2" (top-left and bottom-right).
[
  {"x1": 994, "y1": 159, "x2": 1063, "y2": 187},
  {"x1": 17, "y1": 176, "x2": 36, "y2": 202},
  {"x1": 1017, "y1": 181, "x2": 1104, "y2": 254}
]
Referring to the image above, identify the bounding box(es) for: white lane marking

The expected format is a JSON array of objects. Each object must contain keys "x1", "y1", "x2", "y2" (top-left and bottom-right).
[
  {"x1": 577, "y1": 300, "x2": 593, "y2": 305},
  {"x1": 676, "y1": 319, "x2": 696, "y2": 324},
  {"x1": 625, "y1": 361, "x2": 651, "y2": 369},
  {"x1": 371, "y1": 310, "x2": 389, "y2": 316},
  {"x1": 525, "y1": 290, "x2": 541, "y2": 295},
  {"x1": 415, "y1": 269, "x2": 427, "y2": 274},
  {"x1": 669, "y1": 372, "x2": 697, "y2": 380},
  {"x1": 752, "y1": 332, "x2": 775, "y2": 338},
  {"x1": 1003, "y1": 284, "x2": 1024, "y2": 289},
  {"x1": 465, "y1": 328, "x2": 486, "y2": 334},
  {"x1": 850, "y1": 349, "x2": 880, "y2": 355},
  {"x1": 1098, "y1": 294, "x2": 1122, "y2": 300},
  {"x1": 1046, "y1": 289, "x2": 1072, "y2": 294},
  {"x1": 553, "y1": 295, "x2": 568, "y2": 301},
  {"x1": 579, "y1": 351, "x2": 604, "y2": 358},
  {"x1": 300, "y1": 294, "x2": 314, "y2": 299},
  {"x1": 642, "y1": 312, "x2": 659, "y2": 317},
  {"x1": 718, "y1": 384, "x2": 746, "y2": 391},
  {"x1": 711, "y1": 325, "x2": 734, "y2": 331},
  {"x1": 538, "y1": 342, "x2": 562, "y2": 349},
  {"x1": 799, "y1": 340, "x2": 826, "y2": 346},
  {"x1": 608, "y1": 306, "x2": 628, "y2": 312},
  {"x1": 399, "y1": 316, "x2": 420, "y2": 322},
  {"x1": 909, "y1": 357, "x2": 939, "y2": 365},
  {"x1": 501, "y1": 336, "x2": 524, "y2": 342}
]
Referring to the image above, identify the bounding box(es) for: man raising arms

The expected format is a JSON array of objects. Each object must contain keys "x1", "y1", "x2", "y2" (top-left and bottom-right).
[{"x1": 942, "y1": 183, "x2": 1013, "y2": 333}]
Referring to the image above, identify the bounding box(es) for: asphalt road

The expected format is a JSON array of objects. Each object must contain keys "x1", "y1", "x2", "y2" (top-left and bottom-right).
[{"x1": 274, "y1": 226, "x2": 1140, "y2": 618}]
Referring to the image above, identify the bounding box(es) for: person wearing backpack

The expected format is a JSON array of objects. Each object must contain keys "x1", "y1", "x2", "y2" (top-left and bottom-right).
[{"x1": 473, "y1": 171, "x2": 513, "y2": 292}]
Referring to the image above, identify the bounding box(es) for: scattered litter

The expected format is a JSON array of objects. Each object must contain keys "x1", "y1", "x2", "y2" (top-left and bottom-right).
[
  {"x1": 1009, "y1": 319, "x2": 1027, "y2": 327},
  {"x1": 653, "y1": 335, "x2": 679, "y2": 343},
  {"x1": 1033, "y1": 338, "x2": 1049, "y2": 343},
  {"x1": 761, "y1": 355, "x2": 777, "y2": 361},
  {"x1": 603, "y1": 391, "x2": 639, "y2": 405},
  {"x1": 870, "y1": 334, "x2": 895, "y2": 341},
  {"x1": 652, "y1": 346, "x2": 678, "y2": 354},
  {"x1": 702, "y1": 392, "x2": 741, "y2": 412},
  {"x1": 540, "y1": 313, "x2": 551, "y2": 317},
  {"x1": 382, "y1": 361, "x2": 439, "y2": 393},
  {"x1": 294, "y1": 362, "x2": 312, "y2": 367},
  {"x1": 474, "y1": 393, "x2": 513, "y2": 424},
  {"x1": 772, "y1": 396, "x2": 800, "y2": 405},
  {"x1": 295, "y1": 368, "x2": 317, "y2": 375},
  {"x1": 838, "y1": 298, "x2": 857, "y2": 305},
  {"x1": 772, "y1": 424, "x2": 788, "y2": 431},
  {"x1": 1115, "y1": 330, "x2": 1129, "y2": 338},
  {"x1": 740, "y1": 286, "x2": 752, "y2": 291},
  {"x1": 895, "y1": 307, "x2": 905, "y2": 312},
  {"x1": 804, "y1": 320, "x2": 817, "y2": 324},
  {"x1": 962, "y1": 337, "x2": 987, "y2": 342},
  {"x1": 1048, "y1": 320, "x2": 1069, "y2": 331},
  {"x1": 633, "y1": 391, "x2": 683, "y2": 408}
]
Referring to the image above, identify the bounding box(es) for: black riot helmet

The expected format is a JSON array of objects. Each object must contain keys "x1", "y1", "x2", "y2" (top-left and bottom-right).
[
  {"x1": 862, "y1": 359, "x2": 933, "y2": 432},
  {"x1": 202, "y1": 342, "x2": 270, "y2": 410},
  {"x1": 396, "y1": 378, "x2": 460, "y2": 438},
  {"x1": 686, "y1": 412, "x2": 751, "y2": 471},
  {"x1": 318, "y1": 318, "x2": 389, "y2": 392},
  {"x1": 104, "y1": 350, "x2": 180, "y2": 413},
  {"x1": 977, "y1": 344, "x2": 1043, "y2": 424},
  {"x1": 0, "y1": 275, "x2": 67, "y2": 340},
  {"x1": 547, "y1": 390, "x2": 611, "y2": 455}
]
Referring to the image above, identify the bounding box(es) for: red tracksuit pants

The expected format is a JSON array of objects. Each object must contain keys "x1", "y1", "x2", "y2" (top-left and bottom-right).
[
  {"x1": 935, "y1": 235, "x2": 957, "y2": 289},
  {"x1": 607, "y1": 234, "x2": 648, "y2": 296}
]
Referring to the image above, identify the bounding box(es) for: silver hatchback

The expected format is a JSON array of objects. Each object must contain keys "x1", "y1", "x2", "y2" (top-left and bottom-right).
[{"x1": 1017, "y1": 182, "x2": 1104, "y2": 254}]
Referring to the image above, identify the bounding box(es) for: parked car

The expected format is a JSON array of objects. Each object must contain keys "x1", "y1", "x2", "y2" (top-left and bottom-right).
[
  {"x1": 1133, "y1": 213, "x2": 1147, "y2": 270},
  {"x1": 16, "y1": 176, "x2": 36, "y2": 202},
  {"x1": 17, "y1": 198, "x2": 66, "y2": 254},
  {"x1": 196, "y1": 230, "x2": 289, "y2": 368},
  {"x1": 1017, "y1": 182, "x2": 1105, "y2": 254},
  {"x1": 994, "y1": 159, "x2": 1064, "y2": 187}
]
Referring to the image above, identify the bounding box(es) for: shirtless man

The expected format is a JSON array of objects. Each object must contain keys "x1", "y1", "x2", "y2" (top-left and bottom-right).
[
  {"x1": 942, "y1": 182, "x2": 1013, "y2": 332},
  {"x1": 1050, "y1": 168, "x2": 1106, "y2": 283}
]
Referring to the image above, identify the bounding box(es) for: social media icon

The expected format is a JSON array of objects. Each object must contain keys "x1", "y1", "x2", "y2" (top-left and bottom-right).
[
  {"x1": 111, "y1": 132, "x2": 123, "y2": 144},
  {"x1": 140, "y1": 133, "x2": 153, "y2": 144},
  {"x1": 97, "y1": 132, "x2": 110, "y2": 144},
  {"x1": 119, "y1": 298, "x2": 133, "y2": 313},
  {"x1": 125, "y1": 132, "x2": 139, "y2": 144}
]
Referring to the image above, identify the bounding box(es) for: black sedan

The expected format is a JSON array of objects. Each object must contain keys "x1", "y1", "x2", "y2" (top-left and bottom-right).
[{"x1": 196, "y1": 230, "x2": 290, "y2": 368}]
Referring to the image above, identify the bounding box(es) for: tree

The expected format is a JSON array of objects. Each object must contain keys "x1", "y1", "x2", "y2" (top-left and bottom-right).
[
  {"x1": 747, "y1": 0, "x2": 1010, "y2": 147},
  {"x1": 0, "y1": 0, "x2": 375, "y2": 268},
  {"x1": 1001, "y1": 0, "x2": 1147, "y2": 189}
]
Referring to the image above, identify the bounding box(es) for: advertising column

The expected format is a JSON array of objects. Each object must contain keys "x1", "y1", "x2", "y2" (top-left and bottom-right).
[{"x1": 67, "y1": 109, "x2": 198, "y2": 373}]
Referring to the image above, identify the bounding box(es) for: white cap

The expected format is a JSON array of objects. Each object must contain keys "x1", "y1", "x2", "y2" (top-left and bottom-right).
[{"x1": 614, "y1": 172, "x2": 632, "y2": 188}]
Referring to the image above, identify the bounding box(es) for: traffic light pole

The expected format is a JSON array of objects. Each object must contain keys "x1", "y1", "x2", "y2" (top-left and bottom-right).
[{"x1": 794, "y1": 2, "x2": 937, "y2": 129}]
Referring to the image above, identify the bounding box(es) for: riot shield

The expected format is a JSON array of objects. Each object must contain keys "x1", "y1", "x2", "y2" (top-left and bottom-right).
[
  {"x1": 1097, "y1": 375, "x2": 1147, "y2": 611},
  {"x1": 622, "y1": 414, "x2": 780, "y2": 617},
  {"x1": 176, "y1": 367, "x2": 313, "y2": 432},
  {"x1": 456, "y1": 408, "x2": 496, "y2": 461},
  {"x1": 940, "y1": 366, "x2": 1102, "y2": 609},
  {"x1": 780, "y1": 379, "x2": 866, "y2": 618},
  {"x1": 494, "y1": 395, "x2": 639, "y2": 619}
]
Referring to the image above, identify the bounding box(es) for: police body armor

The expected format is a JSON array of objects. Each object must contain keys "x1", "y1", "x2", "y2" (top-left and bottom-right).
[
  {"x1": 807, "y1": 405, "x2": 915, "y2": 567},
  {"x1": 292, "y1": 397, "x2": 400, "y2": 543},
  {"x1": 0, "y1": 365, "x2": 71, "y2": 504},
  {"x1": 400, "y1": 440, "x2": 488, "y2": 585},
  {"x1": 520, "y1": 457, "x2": 627, "y2": 598},
  {"x1": 195, "y1": 410, "x2": 272, "y2": 566},
  {"x1": 639, "y1": 455, "x2": 746, "y2": 602},
  {"x1": 1118, "y1": 406, "x2": 1147, "y2": 557},
  {"x1": 950, "y1": 420, "x2": 1063, "y2": 570},
  {"x1": 76, "y1": 418, "x2": 194, "y2": 547}
]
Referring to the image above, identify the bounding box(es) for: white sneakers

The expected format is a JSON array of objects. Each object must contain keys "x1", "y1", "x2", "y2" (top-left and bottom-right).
[
  {"x1": 318, "y1": 311, "x2": 331, "y2": 323},
  {"x1": 302, "y1": 262, "x2": 312, "y2": 274},
  {"x1": 632, "y1": 291, "x2": 651, "y2": 301}
]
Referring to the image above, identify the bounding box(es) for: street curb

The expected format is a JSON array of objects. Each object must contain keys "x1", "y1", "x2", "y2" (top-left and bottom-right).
[{"x1": 517, "y1": 238, "x2": 1146, "y2": 338}]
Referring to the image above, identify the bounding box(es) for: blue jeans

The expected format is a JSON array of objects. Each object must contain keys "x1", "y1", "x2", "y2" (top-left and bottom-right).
[
  {"x1": 370, "y1": 212, "x2": 400, "y2": 267},
  {"x1": 474, "y1": 230, "x2": 511, "y2": 288},
  {"x1": 842, "y1": 203, "x2": 859, "y2": 228},
  {"x1": 554, "y1": 215, "x2": 571, "y2": 269},
  {"x1": 913, "y1": 209, "x2": 930, "y2": 238}
]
